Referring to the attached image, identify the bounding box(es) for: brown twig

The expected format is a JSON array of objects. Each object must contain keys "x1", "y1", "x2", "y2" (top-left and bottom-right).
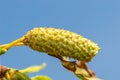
[{"x1": 48, "y1": 53, "x2": 101, "y2": 80}]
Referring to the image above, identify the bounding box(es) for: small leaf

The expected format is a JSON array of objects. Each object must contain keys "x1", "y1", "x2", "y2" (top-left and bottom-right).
[
  {"x1": 20, "y1": 63, "x2": 46, "y2": 74},
  {"x1": 32, "y1": 75, "x2": 51, "y2": 80},
  {"x1": 13, "y1": 72, "x2": 30, "y2": 80},
  {"x1": 5, "y1": 69, "x2": 30, "y2": 80}
]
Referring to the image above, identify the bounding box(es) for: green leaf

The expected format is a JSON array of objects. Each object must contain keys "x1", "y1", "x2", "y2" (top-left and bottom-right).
[
  {"x1": 32, "y1": 75, "x2": 51, "y2": 80},
  {"x1": 20, "y1": 63, "x2": 46, "y2": 74},
  {"x1": 13, "y1": 72, "x2": 31, "y2": 80}
]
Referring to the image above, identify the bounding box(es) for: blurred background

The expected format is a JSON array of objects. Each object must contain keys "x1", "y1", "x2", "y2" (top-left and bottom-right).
[{"x1": 0, "y1": 0, "x2": 120, "y2": 80}]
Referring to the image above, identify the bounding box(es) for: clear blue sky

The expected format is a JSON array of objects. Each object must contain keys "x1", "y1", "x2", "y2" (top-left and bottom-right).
[{"x1": 0, "y1": 0, "x2": 120, "y2": 80}]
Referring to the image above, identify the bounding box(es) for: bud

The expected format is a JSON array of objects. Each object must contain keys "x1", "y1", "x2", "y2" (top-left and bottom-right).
[
  {"x1": 0, "y1": 48, "x2": 7, "y2": 55},
  {"x1": 23, "y1": 28, "x2": 100, "y2": 62}
]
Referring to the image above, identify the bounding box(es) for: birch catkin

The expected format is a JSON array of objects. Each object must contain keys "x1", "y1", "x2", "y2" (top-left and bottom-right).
[{"x1": 22, "y1": 28, "x2": 100, "y2": 62}]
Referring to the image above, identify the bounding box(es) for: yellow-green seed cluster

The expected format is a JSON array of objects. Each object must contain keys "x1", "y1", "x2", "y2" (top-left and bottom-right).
[{"x1": 23, "y1": 27, "x2": 100, "y2": 62}]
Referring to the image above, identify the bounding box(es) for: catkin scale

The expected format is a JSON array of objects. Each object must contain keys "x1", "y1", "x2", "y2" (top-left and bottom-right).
[{"x1": 22, "y1": 28, "x2": 100, "y2": 62}]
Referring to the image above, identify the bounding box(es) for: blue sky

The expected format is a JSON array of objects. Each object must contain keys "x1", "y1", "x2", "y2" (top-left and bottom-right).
[{"x1": 0, "y1": 0, "x2": 120, "y2": 80}]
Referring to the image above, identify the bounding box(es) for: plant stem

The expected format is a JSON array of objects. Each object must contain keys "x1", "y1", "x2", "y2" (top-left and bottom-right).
[{"x1": 0, "y1": 37, "x2": 25, "y2": 50}]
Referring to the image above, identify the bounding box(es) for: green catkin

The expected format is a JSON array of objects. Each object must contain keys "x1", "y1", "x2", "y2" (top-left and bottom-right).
[{"x1": 22, "y1": 27, "x2": 100, "y2": 62}]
